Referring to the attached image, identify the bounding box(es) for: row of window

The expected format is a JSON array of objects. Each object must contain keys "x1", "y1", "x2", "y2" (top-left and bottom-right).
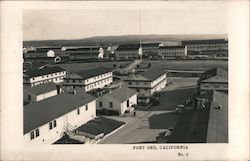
[
  {"x1": 30, "y1": 120, "x2": 57, "y2": 140},
  {"x1": 99, "y1": 101, "x2": 113, "y2": 108},
  {"x1": 128, "y1": 82, "x2": 148, "y2": 86},
  {"x1": 159, "y1": 49, "x2": 185, "y2": 52},
  {"x1": 99, "y1": 100, "x2": 130, "y2": 108},
  {"x1": 161, "y1": 52, "x2": 185, "y2": 56},
  {"x1": 86, "y1": 78, "x2": 112, "y2": 89},
  {"x1": 77, "y1": 105, "x2": 88, "y2": 115},
  {"x1": 92, "y1": 73, "x2": 112, "y2": 81},
  {"x1": 41, "y1": 72, "x2": 65, "y2": 79},
  {"x1": 27, "y1": 72, "x2": 65, "y2": 81},
  {"x1": 31, "y1": 77, "x2": 64, "y2": 86},
  {"x1": 29, "y1": 104, "x2": 91, "y2": 140},
  {"x1": 187, "y1": 43, "x2": 228, "y2": 47}
]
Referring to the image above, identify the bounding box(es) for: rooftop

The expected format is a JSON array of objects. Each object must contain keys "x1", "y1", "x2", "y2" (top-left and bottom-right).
[
  {"x1": 159, "y1": 45, "x2": 186, "y2": 49},
  {"x1": 23, "y1": 82, "x2": 58, "y2": 95},
  {"x1": 24, "y1": 66, "x2": 66, "y2": 78},
  {"x1": 24, "y1": 89, "x2": 96, "y2": 134},
  {"x1": 74, "y1": 67, "x2": 112, "y2": 80},
  {"x1": 102, "y1": 86, "x2": 137, "y2": 102},
  {"x1": 139, "y1": 69, "x2": 166, "y2": 81},
  {"x1": 199, "y1": 67, "x2": 228, "y2": 83},
  {"x1": 116, "y1": 44, "x2": 140, "y2": 51},
  {"x1": 167, "y1": 91, "x2": 228, "y2": 143},
  {"x1": 182, "y1": 39, "x2": 228, "y2": 45},
  {"x1": 206, "y1": 91, "x2": 228, "y2": 143},
  {"x1": 124, "y1": 69, "x2": 166, "y2": 82},
  {"x1": 77, "y1": 117, "x2": 125, "y2": 136}
]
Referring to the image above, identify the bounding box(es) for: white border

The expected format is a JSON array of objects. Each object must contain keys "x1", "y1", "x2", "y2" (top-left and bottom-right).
[{"x1": 1, "y1": 1, "x2": 249, "y2": 160}]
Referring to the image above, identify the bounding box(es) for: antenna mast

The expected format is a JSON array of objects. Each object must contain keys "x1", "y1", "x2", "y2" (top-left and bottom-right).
[{"x1": 139, "y1": 13, "x2": 142, "y2": 47}]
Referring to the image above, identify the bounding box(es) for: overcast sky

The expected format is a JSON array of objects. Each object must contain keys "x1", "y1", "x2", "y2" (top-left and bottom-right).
[{"x1": 23, "y1": 3, "x2": 228, "y2": 41}]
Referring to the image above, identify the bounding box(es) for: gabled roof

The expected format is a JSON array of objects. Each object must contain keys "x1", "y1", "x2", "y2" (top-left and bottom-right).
[
  {"x1": 24, "y1": 82, "x2": 58, "y2": 95},
  {"x1": 24, "y1": 89, "x2": 96, "y2": 134},
  {"x1": 206, "y1": 91, "x2": 228, "y2": 143},
  {"x1": 182, "y1": 39, "x2": 228, "y2": 45},
  {"x1": 35, "y1": 46, "x2": 62, "y2": 52},
  {"x1": 63, "y1": 46, "x2": 100, "y2": 52},
  {"x1": 138, "y1": 69, "x2": 166, "y2": 81},
  {"x1": 24, "y1": 66, "x2": 66, "y2": 78},
  {"x1": 124, "y1": 69, "x2": 166, "y2": 82},
  {"x1": 199, "y1": 67, "x2": 228, "y2": 83},
  {"x1": 159, "y1": 45, "x2": 185, "y2": 49},
  {"x1": 116, "y1": 44, "x2": 140, "y2": 51},
  {"x1": 75, "y1": 67, "x2": 112, "y2": 80},
  {"x1": 102, "y1": 86, "x2": 137, "y2": 102},
  {"x1": 142, "y1": 43, "x2": 160, "y2": 48}
]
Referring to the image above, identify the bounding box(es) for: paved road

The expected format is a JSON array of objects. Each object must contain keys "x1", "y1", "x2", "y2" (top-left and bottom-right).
[
  {"x1": 98, "y1": 77, "x2": 198, "y2": 144},
  {"x1": 98, "y1": 110, "x2": 174, "y2": 144}
]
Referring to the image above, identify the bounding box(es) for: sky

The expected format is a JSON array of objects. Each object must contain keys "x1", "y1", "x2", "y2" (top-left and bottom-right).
[{"x1": 23, "y1": 3, "x2": 228, "y2": 41}]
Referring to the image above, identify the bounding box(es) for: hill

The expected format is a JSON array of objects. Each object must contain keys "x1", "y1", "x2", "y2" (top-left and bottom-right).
[{"x1": 23, "y1": 34, "x2": 227, "y2": 48}]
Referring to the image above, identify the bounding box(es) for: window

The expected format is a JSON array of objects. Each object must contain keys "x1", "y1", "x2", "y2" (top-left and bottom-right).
[
  {"x1": 73, "y1": 80, "x2": 76, "y2": 83},
  {"x1": 109, "y1": 102, "x2": 113, "y2": 108},
  {"x1": 86, "y1": 105, "x2": 88, "y2": 111},
  {"x1": 42, "y1": 76, "x2": 44, "y2": 78},
  {"x1": 30, "y1": 131, "x2": 35, "y2": 140},
  {"x1": 77, "y1": 108, "x2": 80, "y2": 115},
  {"x1": 127, "y1": 100, "x2": 129, "y2": 107},
  {"x1": 66, "y1": 80, "x2": 69, "y2": 83},
  {"x1": 128, "y1": 82, "x2": 132, "y2": 85},
  {"x1": 28, "y1": 95, "x2": 31, "y2": 100},
  {"x1": 49, "y1": 122, "x2": 53, "y2": 130},
  {"x1": 79, "y1": 80, "x2": 81, "y2": 83},
  {"x1": 35, "y1": 129, "x2": 39, "y2": 137},
  {"x1": 32, "y1": 78, "x2": 35, "y2": 80},
  {"x1": 136, "y1": 89, "x2": 140, "y2": 92},
  {"x1": 53, "y1": 120, "x2": 57, "y2": 127},
  {"x1": 99, "y1": 101, "x2": 103, "y2": 107}
]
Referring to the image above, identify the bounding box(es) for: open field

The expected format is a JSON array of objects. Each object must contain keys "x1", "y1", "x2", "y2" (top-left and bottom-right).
[
  {"x1": 51, "y1": 59, "x2": 227, "y2": 73},
  {"x1": 143, "y1": 60, "x2": 228, "y2": 71},
  {"x1": 51, "y1": 61, "x2": 131, "y2": 73}
]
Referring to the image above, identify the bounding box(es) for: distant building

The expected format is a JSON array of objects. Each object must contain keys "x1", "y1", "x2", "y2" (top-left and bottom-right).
[
  {"x1": 63, "y1": 67, "x2": 113, "y2": 92},
  {"x1": 124, "y1": 69, "x2": 167, "y2": 97},
  {"x1": 115, "y1": 44, "x2": 140, "y2": 59},
  {"x1": 24, "y1": 46, "x2": 62, "y2": 58},
  {"x1": 97, "y1": 86, "x2": 137, "y2": 115},
  {"x1": 158, "y1": 45, "x2": 187, "y2": 58},
  {"x1": 61, "y1": 46, "x2": 101, "y2": 61},
  {"x1": 115, "y1": 43, "x2": 160, "y2": 59},
  {"x1": 23, "y1": 89, "x2": 96, "y2": 144},
  {"x1": 181, "y1": 39, "x2": 228, "y2": 56},
  {"x1": 23, "y1": 46, "x2": 69, "y2": 64},
  {"x1": 23, "y1": 66, "x2": 66, "y2": 87},
  {"x1": 198, "y1": 67, "x2": 228, "y2": 94},
  {"x1": 141, "y1": 43, "x2": 160, "y2": 57},
  {"x1": 23, "y1": 82, "x2": 60, "y2": 103}
]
